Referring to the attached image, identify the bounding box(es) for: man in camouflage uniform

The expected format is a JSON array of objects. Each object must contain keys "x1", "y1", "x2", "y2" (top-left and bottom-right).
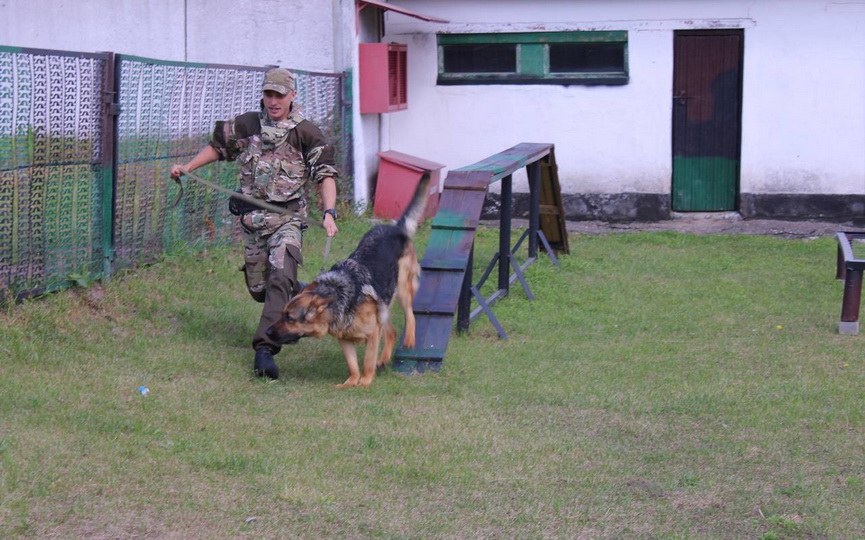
[{"x1": 171, "y1": 68, "x2": 339, "y2": 380}]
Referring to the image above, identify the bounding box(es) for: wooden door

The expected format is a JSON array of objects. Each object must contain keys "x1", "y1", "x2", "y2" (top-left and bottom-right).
[{"x1": 672, "y1": 30, "x2": 744, "y2": 211}]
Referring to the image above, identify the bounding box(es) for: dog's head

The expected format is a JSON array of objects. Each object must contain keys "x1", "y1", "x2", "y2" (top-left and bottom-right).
[{"x1": 265, "y1": 282, "x2": 333, "y2": 344}]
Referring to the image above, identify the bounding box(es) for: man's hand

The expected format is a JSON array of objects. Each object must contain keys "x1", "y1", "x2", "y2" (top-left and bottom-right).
[
  {"x1": 323, "y1": 213, "x2": 338, "y2": 237},
  {"x1": 171, "y1": 146, "x2": 219, "y2": 180},
  {"x1": 170, "y1": 164, "x2": 186, "y2": 180}
]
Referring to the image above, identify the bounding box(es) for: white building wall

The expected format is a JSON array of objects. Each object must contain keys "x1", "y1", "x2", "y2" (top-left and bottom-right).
[
  {"x1": 0, "y1": 0, "x2": 335, "y2": 72},
  {"x1": 1, "y1": 0, "x2": 182, "y2": 60},
  {"x1": 382, "y1": 0, "x2": 865, "y2": 207},
  {"x1": 381, "y1": 28, "x2": 677, "y2": 195},
  {"x1": 740, "y1": 1, "x2": 865, "y2": 195},
  {"x1": 189, "y1": 0, "x2": 335, "y2": 70}
]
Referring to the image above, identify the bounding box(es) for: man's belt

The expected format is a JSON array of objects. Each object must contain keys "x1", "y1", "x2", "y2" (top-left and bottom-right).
[{"x1": 229, "y1": 194, "x2": 300, "y2": 216}]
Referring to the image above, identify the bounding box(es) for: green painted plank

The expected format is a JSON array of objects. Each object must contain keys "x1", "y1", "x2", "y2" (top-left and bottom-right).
[
  {"x1": 420, "y1": 258, "x2": 467, "y2": 271},
  {"x1": 413, "y1": 270, "x2": 465, "y2": 312},
  {"x1": 442, "y1": 170, "x2": 491, "y2": 190},
  {"x1": 394, "y1": 349, "x2": 447, "y2": 360},
  {"x1": 454, "y1": 143, "x2": 551, "y2": 180},
  {"x1": 430, "y1": 206, "x2": 481, "y2": 230},
  {"x1": 424, "y1": 229, "x2": 475, "y2": 259}
]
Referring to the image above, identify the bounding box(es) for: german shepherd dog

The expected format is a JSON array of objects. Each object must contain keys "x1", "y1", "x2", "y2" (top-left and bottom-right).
[{"x1": 265, "y1": 176, "x2": 429, "y2": 388}]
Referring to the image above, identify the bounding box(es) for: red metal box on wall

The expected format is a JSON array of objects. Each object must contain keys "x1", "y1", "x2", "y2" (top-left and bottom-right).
[
  {"x1": 373, "y1": 150, "x2": 444, "y2": 221},
  {"x1": 359, "y1": 42, "x2": 408, "y2": 113}
]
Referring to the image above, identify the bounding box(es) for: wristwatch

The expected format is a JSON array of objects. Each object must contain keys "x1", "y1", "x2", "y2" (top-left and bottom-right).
[{"x1": 323, "y1": 208, "x2": 338, "y2": 221}]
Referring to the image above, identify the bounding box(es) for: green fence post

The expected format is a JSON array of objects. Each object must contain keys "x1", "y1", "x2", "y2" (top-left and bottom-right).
[{"x1": 100, "y1": 51, "x2": 118, "y2": 280}]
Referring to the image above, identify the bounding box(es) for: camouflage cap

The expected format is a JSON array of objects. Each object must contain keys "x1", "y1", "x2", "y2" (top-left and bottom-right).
[{"x1": 262, "y1": 68, "x2": 297, "y2": 95}]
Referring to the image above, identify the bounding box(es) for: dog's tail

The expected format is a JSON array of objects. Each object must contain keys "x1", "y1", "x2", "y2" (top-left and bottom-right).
[{"x1": 396, "y1": 174, "x2": 431, "y2": 237}]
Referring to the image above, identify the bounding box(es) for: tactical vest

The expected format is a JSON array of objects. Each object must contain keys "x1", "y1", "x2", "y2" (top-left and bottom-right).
[{"x1": 236, "y1": 119, "x2": 308, "y2": 204}]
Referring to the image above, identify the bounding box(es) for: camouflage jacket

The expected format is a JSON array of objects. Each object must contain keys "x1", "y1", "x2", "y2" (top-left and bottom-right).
[{"x1": 209, "y1": 104, "x2": 339, "y2": 207}]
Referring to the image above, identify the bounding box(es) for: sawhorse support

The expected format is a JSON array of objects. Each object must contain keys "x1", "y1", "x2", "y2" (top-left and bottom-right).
[
  {"x1": 836, "y1": 232, "x2": 865, "y2": 334},
  {"x1": 394, "y1": 143, "x2": 569, "y2": 373},
  {"x1": 456, "y1": 159, "x2": 561, "y2": 339}
]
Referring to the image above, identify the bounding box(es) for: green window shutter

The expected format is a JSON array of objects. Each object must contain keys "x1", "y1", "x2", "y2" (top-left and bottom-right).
[
  {"x1": 519, "y1": 44, "x2": 546, "y2": 77},
  {"x1": 438, "y1": 31, "x2": 628, "y2": 85}
]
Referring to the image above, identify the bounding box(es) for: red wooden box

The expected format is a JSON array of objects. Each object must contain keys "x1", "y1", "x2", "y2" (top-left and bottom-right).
[{"x1": 373, "y1": 150, "x2": 444, "y2": 221}]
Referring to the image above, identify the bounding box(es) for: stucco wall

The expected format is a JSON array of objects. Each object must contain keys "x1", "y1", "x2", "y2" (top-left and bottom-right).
[
  {"x1": 381, "y1": 28, "x2": 676, "y2": 196},
  {"x1": 382, "y1": 0, "x2": 865, "y2": 211},
  {"x1": 0, "y1": 0, "x2": 336, "y2": 72},
  {"x1": 740, "y1": 1, "x2": 865, "y2": 195}
]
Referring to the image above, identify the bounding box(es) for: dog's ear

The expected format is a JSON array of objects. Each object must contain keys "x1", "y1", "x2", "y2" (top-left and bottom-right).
[
  {"x1": 301, "y1": 294, "x2": 331, "y2": 321},
  {"x1": 310, "y1": 283, "x2": 336, "y2": 305},
  {"x1": 311, "y1": 281, "x2": 331, "y2": 296}
]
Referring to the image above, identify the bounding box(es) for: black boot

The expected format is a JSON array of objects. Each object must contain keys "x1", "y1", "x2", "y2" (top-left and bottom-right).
[{"x1": 254, "y1": 347, "x2": 279, "y2": 379}]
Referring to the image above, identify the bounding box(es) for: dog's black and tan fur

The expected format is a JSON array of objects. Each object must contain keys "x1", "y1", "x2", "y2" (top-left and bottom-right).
[{"x1": 266, "y1": 176, "x2": 429, "y2": 388}]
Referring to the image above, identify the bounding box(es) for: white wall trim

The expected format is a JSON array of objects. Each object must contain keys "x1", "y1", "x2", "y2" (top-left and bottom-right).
[{"x1": 387, "y1": 18, "x2": 756, "y2": 35}]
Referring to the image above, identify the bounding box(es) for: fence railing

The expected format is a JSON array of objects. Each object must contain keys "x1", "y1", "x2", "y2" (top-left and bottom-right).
[{"x1": 0, "y1": 45, "x2": 350, "y2": 300}]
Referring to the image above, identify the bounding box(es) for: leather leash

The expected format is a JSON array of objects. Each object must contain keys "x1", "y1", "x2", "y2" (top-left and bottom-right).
[
  {"x1": 172, "y1": 168, "x2": 334, "y2": 273},
  {"x1": 319, "y1": 235, "x2": 333, "y2": 273},
  {"x1": 173, "y1": 168, "x2": 324, "y2": 229}
]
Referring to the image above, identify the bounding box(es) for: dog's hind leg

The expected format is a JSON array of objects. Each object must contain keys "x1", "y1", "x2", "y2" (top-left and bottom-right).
[
  {"x1": 378, "y1": 321, "x2": 396, "y2": 367},
  {"x1": 358, "y1": 328, "x2": 382, "y2": 387},
  {"x1": 400, "y1": 298, "x2": 416, "y2": 349},
  {"x1": 336, "y1": 340, "x2": 361, "y2": 388},
  {"x1": 397, "y1": 246, "x2": 420, "y2": 349}
]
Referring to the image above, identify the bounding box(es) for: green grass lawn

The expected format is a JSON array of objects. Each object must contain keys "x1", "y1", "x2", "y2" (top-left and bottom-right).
[{"x1": 1, "y1": 221, "x2": 863, "y2": 539}]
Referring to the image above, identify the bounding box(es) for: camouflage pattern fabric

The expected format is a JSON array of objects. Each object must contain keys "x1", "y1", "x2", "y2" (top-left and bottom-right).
[
  {"x1": 240, "y1": 212, "x2": 304, "y2": 267},
  {"x1": 209, "y1": 104, "x2": 338, "y2": 295},
  {"x1": 240, "y1": 217, "x2": 303, "y2": 300},
  {"x1": 262, "y1": 68, "x2": 297, "y2": 94},
  {"x1": 210, "y1": 105, "x2": 339, "y2": 202}
]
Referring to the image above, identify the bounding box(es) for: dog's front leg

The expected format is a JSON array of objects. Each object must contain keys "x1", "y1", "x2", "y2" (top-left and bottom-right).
[
  {"x1": 336, "y1": 339, "x2": 361, "y2": 388},
  {"x1": 358, "y1": 329, "x2": 382, "y2": 387}
]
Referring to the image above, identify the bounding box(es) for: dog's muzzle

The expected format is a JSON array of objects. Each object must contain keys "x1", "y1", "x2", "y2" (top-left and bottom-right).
[{"x1": 265, "y1": 325, "x2": 302, "y2": 345}]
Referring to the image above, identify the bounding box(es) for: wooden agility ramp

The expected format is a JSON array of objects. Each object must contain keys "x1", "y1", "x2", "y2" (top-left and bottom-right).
[{"x1": 393, "y1": 143, "x2": 568, "y2": 374}]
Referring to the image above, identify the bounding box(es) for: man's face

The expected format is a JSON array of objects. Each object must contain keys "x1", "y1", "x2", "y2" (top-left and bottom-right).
[{"x1": 263, "y1": 89, "x2": 295, "y2": 122}]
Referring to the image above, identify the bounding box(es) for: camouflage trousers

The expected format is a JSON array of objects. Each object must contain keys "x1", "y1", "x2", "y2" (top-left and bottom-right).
[{"x1": 239, "y1": 210, "x2": 304, "y2": 352}]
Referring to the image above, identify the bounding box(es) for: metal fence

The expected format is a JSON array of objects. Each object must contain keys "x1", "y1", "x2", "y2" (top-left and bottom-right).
[{"x1": 0, "y1": 46, "x2": 350, "y2": 300}]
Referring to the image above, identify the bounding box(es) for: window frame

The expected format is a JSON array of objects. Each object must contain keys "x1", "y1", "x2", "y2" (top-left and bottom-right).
[{"x1": 437, "y1": 31, "x2": 629, "y2": 86}]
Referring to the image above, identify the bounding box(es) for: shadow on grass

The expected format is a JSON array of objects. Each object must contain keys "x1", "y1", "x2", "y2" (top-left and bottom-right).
[{"x1": 252, "y1": 337, "x2": 351, "y2": 384}]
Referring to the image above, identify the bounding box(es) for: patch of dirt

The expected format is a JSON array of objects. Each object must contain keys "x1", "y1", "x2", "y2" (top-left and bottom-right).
[{"x1": 505, "y1": 213, "x2": 864, "y2": 239}]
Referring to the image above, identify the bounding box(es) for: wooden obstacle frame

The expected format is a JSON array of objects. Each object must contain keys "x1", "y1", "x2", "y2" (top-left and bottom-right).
[
  {"x1": 393, "y1": 143, "x2": 569, "y2": 374},
  {"x1": 836, "y1": 231, "x2": 865, "y2": 334}
]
